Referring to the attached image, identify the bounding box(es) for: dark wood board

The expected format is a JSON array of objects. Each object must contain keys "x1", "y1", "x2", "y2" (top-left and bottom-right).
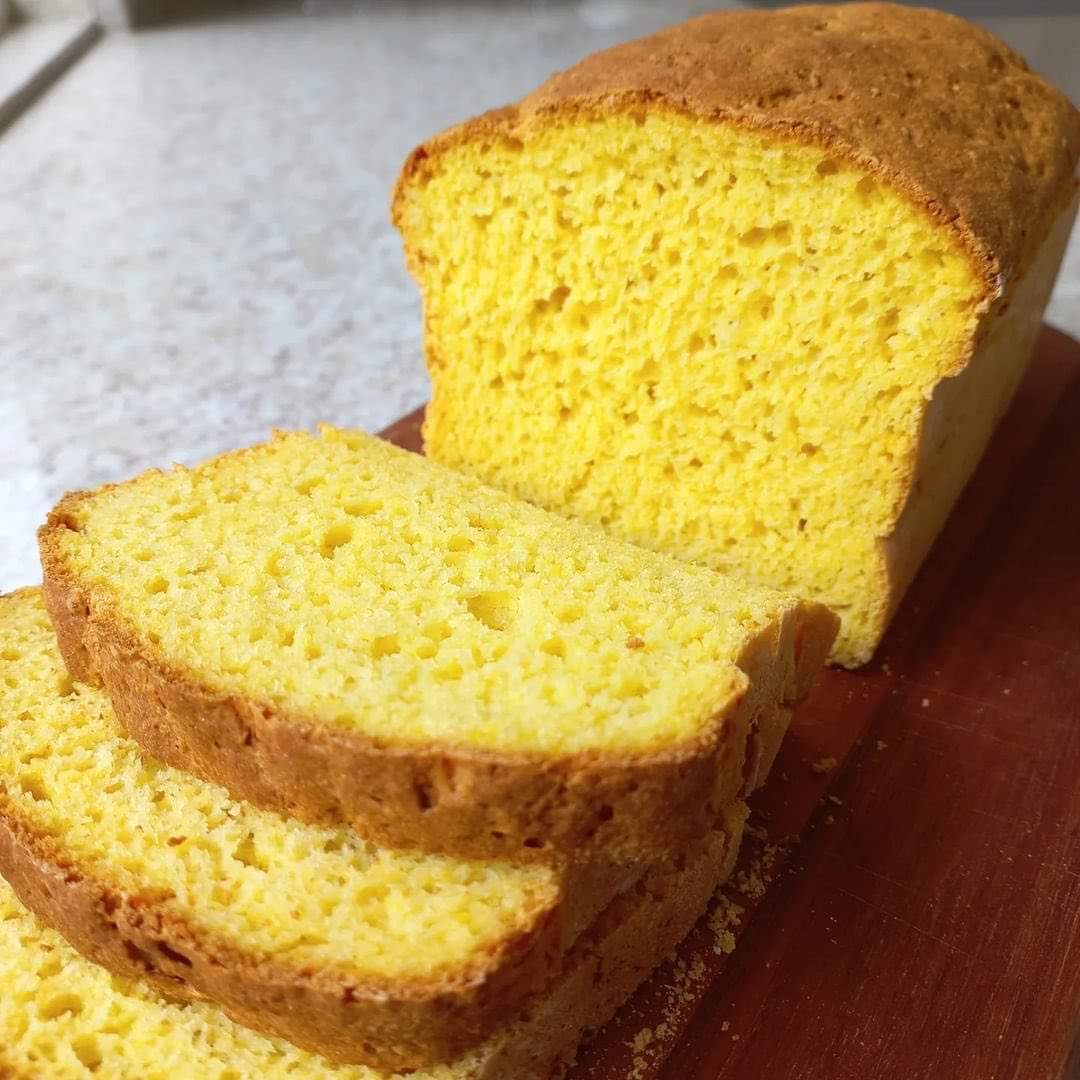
[{"x1": 379, "y1": 326, "x2": 1080, "y2": 1080}]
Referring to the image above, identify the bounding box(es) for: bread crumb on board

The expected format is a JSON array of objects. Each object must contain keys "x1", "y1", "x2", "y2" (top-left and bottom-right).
[
  {"x1": 876, "y1": 740, "x2": 888, "y2": 751},
  {"x1": 625, "y1": 824, "x2": 789, "y2": 1077},
  {"x1": 811, "y1": 756, "x2": 838, "y2": 773}
]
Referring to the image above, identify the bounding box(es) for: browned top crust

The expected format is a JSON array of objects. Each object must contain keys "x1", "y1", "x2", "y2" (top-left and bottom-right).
[{"x1": 399, "y1": 3, "x2": 1080, "y2": 307}]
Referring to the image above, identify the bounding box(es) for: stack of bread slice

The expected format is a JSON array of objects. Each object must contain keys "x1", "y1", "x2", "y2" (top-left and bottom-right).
[{"x1": 0, "y1": 426, "x2": 837, "y2": 1078}]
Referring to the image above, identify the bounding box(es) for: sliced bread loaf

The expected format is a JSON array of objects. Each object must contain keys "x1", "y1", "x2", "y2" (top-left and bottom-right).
[
  {"x1": 0, "y1": 589, "x2": 646, "y2": 1069},
  {"x1": 0, "y1": 803, "x2": 745, "y2": 1080},
  {"x1": 39, "y1": 427, "x2": 836, "y2": 861},
  {"x1": 392, "y1": 2, "x2": 1080, "y2": 667}
]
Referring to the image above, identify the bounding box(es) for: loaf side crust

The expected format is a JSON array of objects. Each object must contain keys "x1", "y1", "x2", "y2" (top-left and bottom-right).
[
  {"x1": 40, "y1": 520, "x2": 836, "y2": 862},
  {"x1": 394, "y1": 3, "x2": 1080, "y2": 331}
]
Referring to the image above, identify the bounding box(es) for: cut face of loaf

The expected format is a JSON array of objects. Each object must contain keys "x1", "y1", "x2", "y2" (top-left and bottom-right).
[
  {"x1": 0, "y1": 760, "x2": 747, "y2": 1080},
  {"x1": 0, "y1": 814, "x2": 747, "y2": 1080},
  {"x1": 392, "y1": 2, "x2": 1080, "y2": 667},
  {"x1": 38, "y1": 428, "x2": 837, "y2": 862},
  {"x1": 0, "y1": 589, "x2": 646, "y2": 1070}
]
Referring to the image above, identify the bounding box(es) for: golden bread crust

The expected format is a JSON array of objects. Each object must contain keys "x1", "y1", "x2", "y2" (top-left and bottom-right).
[
  {"x1": 395, "y1": 3, "x2": 1079, "y2": 312},
  {"x1": 39, "y1": 500, "x2": 836, "y2": 863}
]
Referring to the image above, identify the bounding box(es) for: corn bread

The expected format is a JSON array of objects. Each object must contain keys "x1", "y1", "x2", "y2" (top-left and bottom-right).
[
  {"x1": 39, "y1": 427, "x2": 836, "y2": 861},
  {"x1": 392, "y1": 2, "x2": 1080, "y2": 667},
  {"x1": 0, "y1": 797, "x2": 746, "y2": 1080},
  {"x1": 0, "y1": 589, "x2": 652, "y2": 1069}
]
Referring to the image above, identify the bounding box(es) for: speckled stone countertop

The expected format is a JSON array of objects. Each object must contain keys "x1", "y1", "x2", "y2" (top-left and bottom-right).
[{"x1": 2, "y1": 1, "x2": 1078, "y2": 591}]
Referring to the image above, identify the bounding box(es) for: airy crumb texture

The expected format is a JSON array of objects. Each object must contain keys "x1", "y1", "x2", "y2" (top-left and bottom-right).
[
  {"x1": 400, "y1": 111, "x2": 976, "y2": 669},
  {"x1": 0, "y1": 789, "x2": 750, "y2": 1080},
  {"x1": 0, "y1": 590, "x2": 556, "y2": 985},
  {"x1": 393, "y1": 4, "x2": 1080, "y2": 667},
  {"x1": 0, "y1": 875, "x2": 398, "y2": 1080},
  {"x1": 45, "y1": 426, "x2": 796, "y2": 756},
  {"x1": 40, "y1": 429, "x2": 836, "y2": 861}
]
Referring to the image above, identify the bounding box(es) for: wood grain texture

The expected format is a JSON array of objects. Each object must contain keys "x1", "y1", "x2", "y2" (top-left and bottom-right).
[{"x1": 379, "y1": 325, "x2": 1080, "y2": 1080}]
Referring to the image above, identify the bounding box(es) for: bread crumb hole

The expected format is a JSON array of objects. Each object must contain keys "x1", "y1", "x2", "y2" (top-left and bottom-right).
[
  {"x1": 557, "y1": 602, "x2": 584, "y2": 624},
  {"x1": 18, "y1": 773, "x2": 48, "y2": 801},
  {"x1": 540, "y1": 637, "x2": 566, "y2": 659},
  {"x1": 39, "y1": 993, "x2": 84, "y2": 1020},
  {"x1": 435, "y1": 660, "x2": 463, "y2": 681},
  {"x1": 320, "y1": 523, "x2": 353, "y2": 557},
  {"x1": 738, "y1": 227, "x2": 768, "y2": 247},
  {"x1": 466, "y1": 590, "x2": 516, "y2": 631},
  {"x1": 468, "y1": 513, "x2": 503, "y2": 532},
  {"x1": 616, "y1": 677, "x2": 648, "y2": 700},
  {"x1": 232, "y1": 835, "x2": 264, "y2": 870},
  {"x1": 855, "y1": 175, "x2": 878, "y2": 199},
  {"x1": 343, "y1": 498, "x2": 381, "y2": 517},
  {"x1": 371, "y1": 634, "x2": 400, "y2": 660}
]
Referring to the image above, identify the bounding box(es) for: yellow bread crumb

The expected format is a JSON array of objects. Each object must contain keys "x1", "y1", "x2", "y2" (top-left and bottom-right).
[
  {"x1": 47, "y1": 426, "x2": 811, "y2": 757},
  {"x1": 397, "y1": 111, "x2": 983, "y2": 667},
  {"x1": 0, "y1": 590, "x2": 557, "y2": 983}
]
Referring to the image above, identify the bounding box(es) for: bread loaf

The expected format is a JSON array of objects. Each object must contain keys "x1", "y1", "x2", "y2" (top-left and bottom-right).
[{"x1": 393, "y1": 2, "x2": 1080, "y2": 666}]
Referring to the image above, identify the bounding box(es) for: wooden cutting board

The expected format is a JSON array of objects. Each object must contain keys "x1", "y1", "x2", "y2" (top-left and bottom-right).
[{"x1": 379, "y1": 325, "x2": 1080, "y2": 1080}]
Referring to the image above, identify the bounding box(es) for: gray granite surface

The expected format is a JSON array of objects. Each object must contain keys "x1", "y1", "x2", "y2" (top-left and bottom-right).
[{"x1": 2, "y1": 1, "x2": 1078, "y2": 592}]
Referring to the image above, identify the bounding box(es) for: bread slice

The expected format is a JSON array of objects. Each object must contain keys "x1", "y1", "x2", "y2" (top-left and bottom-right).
[
  {"x1": 0, "y1": 728, "x2": 746, "y2": 1080},
  {"x1": 38, "y1": 427, "x2": 836, "y2": 861},
  {"x1": 392, "y1": 3, "x2": 1080, "y2": 667},
  {"x1": 0, "y1": 589, "x2": 658, "y2": 1069}
]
